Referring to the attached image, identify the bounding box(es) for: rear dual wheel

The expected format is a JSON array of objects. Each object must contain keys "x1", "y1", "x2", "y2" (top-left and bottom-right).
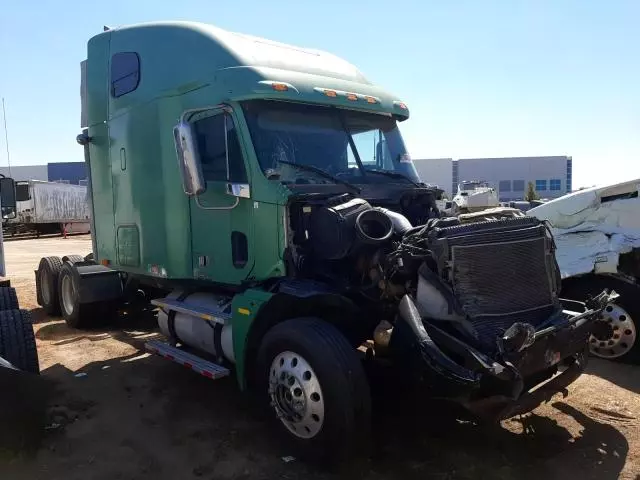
[
  {"x1": 57, "y1": 262, "x2": 113, "y2": 329},
  {"x1": 256, "y1": 318, "x2": 371, "y2": 464},
  {"x1": 37, "y1": 256, "x2": 63, "y2": 315}
]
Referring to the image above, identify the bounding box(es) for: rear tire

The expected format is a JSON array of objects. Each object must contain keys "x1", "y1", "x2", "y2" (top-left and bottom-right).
[
  {"x1": 0, "y1": 286, "x2": 19, "y2": 311},
  {"x1": 256, "y1": 318, "x2": 371, "y2": 464},
  {"x1": 0, "y1": 309, "x2": 39, "y2": 373},
  {"x1": 562, "y1": 276, "x2": 640, "y2": 364},
  {"x1": 36, "y1": 256, "x2": 63, "y2": 315},
  {"x1": 58, "y1": 262, "x2": 105, "y2": 329},
  {"x1": 62, "y1": 255, "x2": 85, "y2": 264}
]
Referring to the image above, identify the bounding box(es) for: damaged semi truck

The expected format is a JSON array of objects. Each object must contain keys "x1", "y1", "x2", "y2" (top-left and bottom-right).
[{"x1": 35, "y1": 22, "x2": 615, "y2": 461}]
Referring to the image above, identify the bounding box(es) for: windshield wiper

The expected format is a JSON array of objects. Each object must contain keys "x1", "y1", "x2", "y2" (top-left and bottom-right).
[
  {"x1": 365, "y1": 169, "x2": 420, "y2": 186},
  {"x1": 277, "y1": 160, "x2": 361, "y2": 194}
]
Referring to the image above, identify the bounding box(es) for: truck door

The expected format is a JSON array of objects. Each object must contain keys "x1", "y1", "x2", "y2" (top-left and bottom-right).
[{"x1": 189, "y1": 109, "x2": 254, "y2": 284}]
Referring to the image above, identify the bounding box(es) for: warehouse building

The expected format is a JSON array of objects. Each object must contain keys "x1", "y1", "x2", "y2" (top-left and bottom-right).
[
  {"x1": 413, "y1": 155, "x2": 572, "y2": 201},
  {"x1": 412, "y1": 157, "x2": 453, "y2": 195},
  {"x1": 0, "y1": 162, "x2": 87, "y2": 185}
]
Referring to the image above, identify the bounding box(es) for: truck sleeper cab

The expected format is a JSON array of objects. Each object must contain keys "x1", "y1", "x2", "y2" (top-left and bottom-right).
[{"x1": 35, "y1": 21, "x2": 615, "y2": 464}]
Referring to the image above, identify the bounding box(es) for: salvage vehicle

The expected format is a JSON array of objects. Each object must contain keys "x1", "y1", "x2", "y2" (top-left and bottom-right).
[
  {"x1": 528, "y1": 179, "x2": 640, "y2": 364},
  {"x1": 35, "y1": 21, "x2": 614, "y2": 462}
]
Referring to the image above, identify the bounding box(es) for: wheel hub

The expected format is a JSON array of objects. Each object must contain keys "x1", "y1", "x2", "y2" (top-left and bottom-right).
[
  {"x1": 61, "y1": 274, "x2": 75, "y2": 316},
  {"x1": 268, "y1": 351, "x2": 324, "y2": 439},
  {"x1": 589, "y1": 303, "x2": 636, "y2": 359}
]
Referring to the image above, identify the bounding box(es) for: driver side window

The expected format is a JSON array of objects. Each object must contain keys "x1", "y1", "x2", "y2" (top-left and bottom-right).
[{"x1": 193, "y1": 113, "x2": 247, "y2": 183}]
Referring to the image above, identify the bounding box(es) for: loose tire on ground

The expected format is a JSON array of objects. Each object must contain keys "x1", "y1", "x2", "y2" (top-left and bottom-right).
[
  {"x1": 36, "y1": 256, "x2": 63, "y2": 316},
  {"x1": 0, "y1": 286, "x2": 19, "y2": 311},
  {"x1": 0, "y1": 309, "x2": 39, "y2": 373},
  {"x1": 562, "y1": 275, "x2": 640, "y2": 364},
  {"x1": 256, "y1": 318, "x2": 372, "y2": 464}
]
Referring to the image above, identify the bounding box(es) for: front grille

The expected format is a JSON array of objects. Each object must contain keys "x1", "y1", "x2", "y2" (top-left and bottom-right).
[
  {"x1": 427, "y1": 217, "x2": 560, "y2": 349},
  {"x1": 452, "y1": 237, "x2": 554, "y2": 317}
]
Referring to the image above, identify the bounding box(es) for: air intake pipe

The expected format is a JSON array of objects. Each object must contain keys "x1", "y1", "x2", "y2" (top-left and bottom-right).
[{"x1": 373, "y1": 208, "x2": 413, "y2": 235}]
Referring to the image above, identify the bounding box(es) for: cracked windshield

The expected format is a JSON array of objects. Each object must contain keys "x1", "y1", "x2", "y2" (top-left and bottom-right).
[{"x1": 242, "y1": 100, "x2": 420, "y2": 186}]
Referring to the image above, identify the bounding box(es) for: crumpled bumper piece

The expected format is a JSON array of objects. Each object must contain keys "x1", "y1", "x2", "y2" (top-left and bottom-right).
[{"x1": 389, "y1": 290, "x2": 618, "y2": 420}]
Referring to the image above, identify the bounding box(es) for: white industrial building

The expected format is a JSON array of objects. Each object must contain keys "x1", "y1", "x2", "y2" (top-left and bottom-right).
[
  {"x1": 413, "y1": 156, "x2": 572, "y2": 201},
  {"x1": 412, "y1": 158, "x2": 453, "y2": 195},
  {"x1": 0, "y1": 165, "x2": 48, "y2": 182}
]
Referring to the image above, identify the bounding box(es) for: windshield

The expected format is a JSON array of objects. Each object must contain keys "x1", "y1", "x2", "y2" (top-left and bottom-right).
[{"x1": 241, "y1": 100, "x2": 420, "y2": 187}]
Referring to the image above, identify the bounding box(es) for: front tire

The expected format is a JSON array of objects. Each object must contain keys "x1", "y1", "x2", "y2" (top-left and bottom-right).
[{"x1": 256, "y1": 318, "x2": 371, "y2": 464}]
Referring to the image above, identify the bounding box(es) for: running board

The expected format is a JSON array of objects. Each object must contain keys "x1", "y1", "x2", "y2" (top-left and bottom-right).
[
  {"x1": 145, "y1": 340, "x2": 230, "y2": 380},
  {"x1": 151, "y1": 298, "x2": 231, "y2": 325}
]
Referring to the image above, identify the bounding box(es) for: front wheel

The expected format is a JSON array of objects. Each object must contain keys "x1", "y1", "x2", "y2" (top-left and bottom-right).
[{"x1": 256, "y1": 318, "x2": 371, "y2": 464}]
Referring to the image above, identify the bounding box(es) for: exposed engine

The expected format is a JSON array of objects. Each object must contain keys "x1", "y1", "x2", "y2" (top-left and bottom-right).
[{"x1": 286, "y1": 194, "x2": 564, "y2": 357}]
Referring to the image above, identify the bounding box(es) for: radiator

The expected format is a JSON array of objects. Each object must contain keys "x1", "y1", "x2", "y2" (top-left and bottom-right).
[{"x1": 427, "y1": 217, "x2": 561, "y2": 348}]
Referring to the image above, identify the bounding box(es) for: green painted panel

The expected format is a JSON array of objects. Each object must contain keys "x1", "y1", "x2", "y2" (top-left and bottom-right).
[
  {"x1": 86, "y1": 21, "x2": 406, "y2": 282},
  {"x1": 87, "y1": 123, "x2": 116, "y2": 265},
  {"x1": 230, "y1": 288, "x2": 274, "y2": 389},
  {"x1": 116, "y1": 225, "x2": 140, "y2": 267}
]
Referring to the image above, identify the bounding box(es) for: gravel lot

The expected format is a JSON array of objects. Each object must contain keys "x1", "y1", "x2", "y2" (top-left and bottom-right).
[{"x1": 1, "y1": 235, "x2": 639, "y2": 479}]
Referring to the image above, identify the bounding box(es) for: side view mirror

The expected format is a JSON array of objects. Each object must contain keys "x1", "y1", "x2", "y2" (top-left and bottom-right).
[
  {"x1": 0, "y1": 176, "x2": 16, "y2": 220},
  {"x1": 173, "y1": 120, "x2": 206, "y2": 196}
]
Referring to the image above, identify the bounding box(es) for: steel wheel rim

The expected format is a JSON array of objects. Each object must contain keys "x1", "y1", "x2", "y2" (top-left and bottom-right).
[
  {"x1": 268, "y1": 350, "x2": 325, "y2": 439},
  {"x1": 61, "y1": 274, "x2": 75, "y2": 316},
  {"x1": 40, "y1": 269, "x2": 51, "y2": 305},
  {"x1": 589, "y1": 303, "x2": 636, "y2": 359}
]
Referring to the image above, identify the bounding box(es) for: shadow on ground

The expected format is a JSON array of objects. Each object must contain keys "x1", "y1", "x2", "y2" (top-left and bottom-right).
[{"x1": 2, "y1": 309, "x2": 631, "y2": 480}]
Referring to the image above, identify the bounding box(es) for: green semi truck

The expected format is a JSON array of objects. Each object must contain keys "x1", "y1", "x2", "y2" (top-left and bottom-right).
[{"x1": 35, "y1": 21, "x2": 615, "y2": 462}]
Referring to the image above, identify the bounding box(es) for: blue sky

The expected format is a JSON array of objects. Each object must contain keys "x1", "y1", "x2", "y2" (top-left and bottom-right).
[{"x1": 1, "y1": 0, "x2": 638, "y2": 188}]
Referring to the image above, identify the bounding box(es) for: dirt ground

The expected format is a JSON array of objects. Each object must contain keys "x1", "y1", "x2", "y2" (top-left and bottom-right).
[{"x1": 1, "y1": 235, "x2": 639, "y2": 480}]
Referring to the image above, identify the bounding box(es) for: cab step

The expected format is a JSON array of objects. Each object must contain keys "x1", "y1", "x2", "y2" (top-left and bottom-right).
[
  {"x1": 151, "y1": 298, "x2": 231, "y2": 325},
  {"x1": 145, "y1": 339, "x2": 230, "y2": 380}
]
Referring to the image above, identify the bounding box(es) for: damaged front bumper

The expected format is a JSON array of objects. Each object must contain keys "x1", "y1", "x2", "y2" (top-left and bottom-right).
[{"x1": 389, "y1": 290, "x2": 618, "y2": 420}]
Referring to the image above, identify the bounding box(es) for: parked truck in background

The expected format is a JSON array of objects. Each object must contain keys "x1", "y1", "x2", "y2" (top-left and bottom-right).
[
  {"x1": 4, "y1": 180, "x2": 90, "y2": 237},
  {"x1": 528, "y1": 179, "x2": 640, "y2": 364},
  {"x1": 34, "y1": 21, "x2": 614, "y2": 462}
]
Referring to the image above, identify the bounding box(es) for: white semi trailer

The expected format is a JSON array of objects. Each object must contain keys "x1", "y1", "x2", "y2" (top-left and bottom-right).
[{"x1": 4, "y1": 180, "x2": 90, "y2": 236}]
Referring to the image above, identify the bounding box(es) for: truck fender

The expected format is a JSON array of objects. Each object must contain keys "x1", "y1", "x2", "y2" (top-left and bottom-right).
[
  {"x1": 72, "y1": 263, "x2": 123, "y2": 304},
  {"x1": 231, "y1": 282, "x2": 362, "y2": 391}
]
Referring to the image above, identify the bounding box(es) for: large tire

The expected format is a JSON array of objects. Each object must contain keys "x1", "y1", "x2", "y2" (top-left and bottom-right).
[
  {"x1": 36, "y1": 256, "x2": 63, "y2": 315},
  {"x1": 0, "y1": 286, "x2": 19, "y2": 311},
  {"x1": 561, "y1": 275, "x2": 640, "y2": 364},
  {"x1": 256, "y1": 318, "x2": 371, "y2": 464},
  {"x1": 62, "y1": 254, "x2": 85, "y2": 264},
  {"x1": 57, "y1": 262, "x2": 94, "y2": 329},
  {"x1": 0, "y1": 309, "x2": 39, "y2": 373}
]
